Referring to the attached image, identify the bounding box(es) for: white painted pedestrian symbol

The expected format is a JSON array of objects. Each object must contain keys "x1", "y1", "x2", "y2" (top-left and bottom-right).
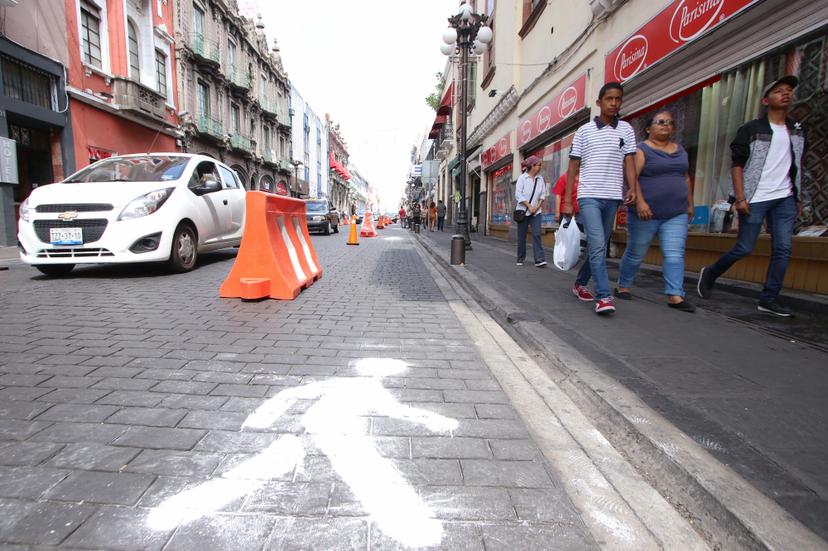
[{"x1": 147, "y1": 358, "x2": 459, "y2": 548}]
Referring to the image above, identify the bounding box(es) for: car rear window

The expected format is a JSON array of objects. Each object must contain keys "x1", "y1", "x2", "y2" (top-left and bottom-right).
[
  {"x1": 306, "y1": 202, "x2": 327, "y2": 213},
  {"x1": 64, "y1": 156, "x2": 190, "y2": 183}
]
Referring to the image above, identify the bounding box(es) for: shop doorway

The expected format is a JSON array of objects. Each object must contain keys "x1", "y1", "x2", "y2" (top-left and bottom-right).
[{"x1": 8, "y1": 120, "x2": 54, "y2": 218}]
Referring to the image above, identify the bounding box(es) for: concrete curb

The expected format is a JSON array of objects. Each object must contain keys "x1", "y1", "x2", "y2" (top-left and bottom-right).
[{"x1": 413, "y1": 232, "x2": 828, "y2": 551}]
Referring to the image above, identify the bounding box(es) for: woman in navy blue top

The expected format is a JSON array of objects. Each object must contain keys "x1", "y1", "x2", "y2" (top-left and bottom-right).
[{"x1": 615, "y1": 110, "x2": 696, "y2": 312}]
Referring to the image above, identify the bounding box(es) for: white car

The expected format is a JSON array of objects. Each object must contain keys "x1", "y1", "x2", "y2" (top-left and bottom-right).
[{"x1": 17, "y1": 153, "x2": 246, "y2": 275}]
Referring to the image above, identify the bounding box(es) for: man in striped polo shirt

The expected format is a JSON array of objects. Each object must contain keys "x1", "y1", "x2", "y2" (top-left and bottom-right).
[{"x1": 562, "y1": 82, "x2": 637, "y2": 315}]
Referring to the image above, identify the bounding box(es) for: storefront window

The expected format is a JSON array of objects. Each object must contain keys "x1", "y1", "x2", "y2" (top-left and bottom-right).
[
  {"x1": 626, "y1": 29, "x2": 828, "y2": 235},
  {"x1": 489, "y1": 163, "x2": 513, "y2": 225}
]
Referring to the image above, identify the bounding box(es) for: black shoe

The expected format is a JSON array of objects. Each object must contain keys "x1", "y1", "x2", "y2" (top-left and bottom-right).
[
  {"x1": 697, "y1": 266, "x2": 715, "y2": 299},
  {"x1": 668, "y1": 300, "x2": 696, "y2": 313},
  {"x1": 758, "y1": 301, "x2": 792, "y2": 317},
  {"x1": 535, "y1": 261, "x2": 548, "y2": 268},
  {"x1": 613, "y1": 288, "x2": 633, "y2": 300}
]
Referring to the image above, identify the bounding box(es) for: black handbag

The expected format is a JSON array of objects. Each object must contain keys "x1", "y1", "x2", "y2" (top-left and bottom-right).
[{"x1": 512, "y1": 177, "x2": 539, "y2": 223}]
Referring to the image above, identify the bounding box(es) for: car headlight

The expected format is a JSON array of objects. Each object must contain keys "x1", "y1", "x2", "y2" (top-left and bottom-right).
[
  {"x1": 315, "y1": 216, "x2": 326, "y2": 221},
  {"x1": 19, "y1": 198, "x2": 30, "y2": 222},
  {"x1": 118, "y1": 188, "x2": 175, "y2": 221}
]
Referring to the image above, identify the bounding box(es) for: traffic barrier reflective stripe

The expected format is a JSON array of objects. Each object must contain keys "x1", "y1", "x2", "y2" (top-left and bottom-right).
[{"x1": 220, "y1": 191, "x2": 322, "y2": 301}]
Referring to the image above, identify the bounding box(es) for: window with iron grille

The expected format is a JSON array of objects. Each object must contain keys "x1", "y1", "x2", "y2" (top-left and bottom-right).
[
  {"x1": 197, "y1": 80, "x2": 209, "y2": 116},
  {"x1": 1, "y1": 56, "x2": 54, "y2": 110},
  {"x1": 128, "y1": 20, "x2": 140, "y2": 77},
  {"x1": 81, "y1": 1, "x2": 102, "y2": 68},
  {"x1": 155, "y1": 49, "x2": 167, "y2": 98},
  {"x1": 231, "y1": 104, "x2": 240, "y2": 133}
]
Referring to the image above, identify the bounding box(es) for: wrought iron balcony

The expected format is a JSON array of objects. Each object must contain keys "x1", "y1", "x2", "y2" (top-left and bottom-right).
[
  {"x1": 278, "y1": 158, "x2": 293, "y2": 172},
  {"x1": 187, "y1": 33, "x2": 220, "y2": 67},
  {"x1": 111, "y1": 77, "x2": 166, "y2": 123},
  {"x1": 230, "y1": 134, "x2": 252, "y2": 152},
  {"x1": 229, "y1": 71, "x2": 252, "y2": 92},
  {"x1": 276, "y1": 110, "x2": 291, "y2": 130},
  {"x1": 259, "y1": 95, "x2": 279, "y2": 118},
  {"x1": 195, "y1": 114, "x2": 224, "y2": 140}
]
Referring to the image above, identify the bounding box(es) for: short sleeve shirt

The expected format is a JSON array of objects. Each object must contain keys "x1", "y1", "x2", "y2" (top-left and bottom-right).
[{"x1": 570, "y1": 117, "x2": 637, "y2": 200}]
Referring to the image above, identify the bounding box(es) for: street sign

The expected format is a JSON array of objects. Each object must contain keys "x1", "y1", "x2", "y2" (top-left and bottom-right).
[{"x1": 0, "y1": 137, "x2": 18, "y2": 185}]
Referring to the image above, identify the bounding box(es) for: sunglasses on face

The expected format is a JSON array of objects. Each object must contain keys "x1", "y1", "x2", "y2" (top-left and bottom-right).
[{"x1": 653, "y1": 119, "x2": 675, "y2": 127}]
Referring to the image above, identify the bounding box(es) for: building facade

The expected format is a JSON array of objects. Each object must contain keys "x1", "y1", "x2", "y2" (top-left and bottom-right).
[
  {"x1": 173, "y1": 0, "x2": 292, "y2": 193},
  {"x1": 326, "y1": 115, "x2": 350, "y2": 214},
  {"x1": 290, "y1": 86, "x2": 328, "y2": 200},
  {"x1": 432, "y1": 0, "x2": 828, "y2": 294},
  {"x1": 0, "y1": 2, "x2": 75, "y2": 246}
]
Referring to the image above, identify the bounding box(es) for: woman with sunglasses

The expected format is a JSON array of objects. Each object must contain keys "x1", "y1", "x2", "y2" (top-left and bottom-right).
[{"x1": 615, "y1": 110, "x2": 696, "y2": 312}]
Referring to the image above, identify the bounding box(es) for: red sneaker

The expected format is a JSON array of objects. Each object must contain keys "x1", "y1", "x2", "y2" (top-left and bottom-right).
[
  {"x1": 572, "y1": 284, "x2": 595, "y2": 302},
  {"x1": 595, "y1": 297, "x2": 616, "y2": 315}
]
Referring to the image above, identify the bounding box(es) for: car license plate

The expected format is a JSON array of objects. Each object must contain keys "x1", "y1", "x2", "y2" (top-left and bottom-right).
[{"x1": 50, "y1": 227, "x2": 83, "y2": 245}]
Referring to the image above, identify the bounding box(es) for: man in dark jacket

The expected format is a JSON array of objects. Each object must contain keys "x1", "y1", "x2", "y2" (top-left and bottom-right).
[{"x1": 697, "y1": 76, "x2": 806, "y2": 317}]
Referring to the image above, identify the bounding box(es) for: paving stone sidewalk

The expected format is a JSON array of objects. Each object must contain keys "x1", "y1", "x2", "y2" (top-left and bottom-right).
[{"x1": 0, "y1": 227, "x2": 597, "y2": 550}]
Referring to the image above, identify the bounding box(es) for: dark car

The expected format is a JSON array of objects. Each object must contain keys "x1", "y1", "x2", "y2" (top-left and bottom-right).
[{"x1": 305, "y1": 200, "x2": 338, "y2": 235}]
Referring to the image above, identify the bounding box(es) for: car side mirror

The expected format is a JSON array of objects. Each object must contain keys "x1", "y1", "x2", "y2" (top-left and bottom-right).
[{"x1": 194, "y1": 179, "x2": 221, "y2": 195}]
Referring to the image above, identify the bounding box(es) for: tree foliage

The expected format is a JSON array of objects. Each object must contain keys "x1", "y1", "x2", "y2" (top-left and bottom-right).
[{"x1": 425, "y1": 72, "x2": 445, "y2": 112}]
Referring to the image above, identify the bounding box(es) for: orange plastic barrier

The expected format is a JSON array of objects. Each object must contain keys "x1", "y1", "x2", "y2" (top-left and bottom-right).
[
  {"x1": 360, "y1": 212, "x2": 377, "y2": 238},
  {"x1": 220, "y1": 191, "x2": 322, "y2": 300},
  {"x1": 377, "y1": 215, "x2": 386, "y2": 230}
]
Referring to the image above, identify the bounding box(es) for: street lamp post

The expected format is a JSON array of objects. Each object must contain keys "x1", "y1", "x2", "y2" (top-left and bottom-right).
[
  {"x1": 441, "y1": 3, "x2": 492, "y2": 251},
  {"x1": 290, "y1": 160, "x2": 303, "y2": 198}
]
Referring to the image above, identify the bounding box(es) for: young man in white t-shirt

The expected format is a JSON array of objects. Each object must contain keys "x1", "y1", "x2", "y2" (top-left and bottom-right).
[
  {"x1": 697, "y1": 76, "x2": 807, "y2": 317},
  {"x1": 562, "y1": 82, "x2": 637, "y2": 315}
]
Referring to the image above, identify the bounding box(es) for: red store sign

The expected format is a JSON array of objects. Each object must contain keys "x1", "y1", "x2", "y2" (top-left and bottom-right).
[
  {"x1": 605, "y1": 0, "x2": 760, "y2": 83},
  {"x1": 481, "y1": 132, "x2": 511, "y2": 170},
  {"x1": 516, "y1": 73, "x2": 587, "y2": 148}
]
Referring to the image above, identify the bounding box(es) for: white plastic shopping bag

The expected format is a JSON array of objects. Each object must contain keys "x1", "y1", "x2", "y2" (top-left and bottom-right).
[{"x1": 553, "y1": 217, "x2": 581, "y2": 271}]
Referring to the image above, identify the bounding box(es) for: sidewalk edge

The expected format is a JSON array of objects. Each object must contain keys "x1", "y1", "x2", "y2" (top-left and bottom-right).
[{"x1": 414, "y1": 232, "x2": 828, "y2": 551}]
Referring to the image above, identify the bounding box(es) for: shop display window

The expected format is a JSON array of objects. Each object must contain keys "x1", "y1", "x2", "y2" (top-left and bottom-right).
[
  {"x1": 626, "y1": 29, "x2": 828, "y2": 236},
  {"x1": 489, "y1": 163, "x2": 513, "y2": 225}
]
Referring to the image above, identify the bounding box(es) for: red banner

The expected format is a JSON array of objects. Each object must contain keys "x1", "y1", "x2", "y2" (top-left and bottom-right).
[
  {"x1": 481, "y1": 132, "x2": 511, "y2": 170},
  {"x1": 516, "y1": 73, "x2": 587, "y2": 148},
  {"x1": 605, "y1": 0, "x2": 760, "y2": 84}
]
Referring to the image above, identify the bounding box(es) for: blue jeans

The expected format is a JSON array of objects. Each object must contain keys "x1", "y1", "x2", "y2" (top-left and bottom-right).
[
  {"x1": 619, "y1": 212, "x2": 689, "y2": 297},
  {"x1": 708, "y1": 195, "x2": 796, "y2": 303},
  {"x1": 578, "y1": 198, "x2": 621, "y2": 299},
  {"x1": 437, "y1": 216, "x2": 445, "y2": 231},
  {"x1": 517, "y1": 213, "x2": 545, "y2": 263}
]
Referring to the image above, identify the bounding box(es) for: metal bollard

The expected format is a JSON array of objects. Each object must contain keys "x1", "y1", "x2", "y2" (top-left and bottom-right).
[
  {"x1": 414, "y1": 223, "x2": 420, "y2": 234},
  {"x1": 450, "y1": 235, "x2": 465, "y2": 265}
]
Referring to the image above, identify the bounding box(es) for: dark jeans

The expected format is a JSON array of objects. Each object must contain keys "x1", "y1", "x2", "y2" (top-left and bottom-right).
[
  {"x1": 517, "y1": 213, "x2": 545, "y2": 263},
  {"x1": 437, "y1": 216, "x2": 445, "y2": 231},
  {"x1": 708, "y1": 195, "x2": 797, "y2": 303}
]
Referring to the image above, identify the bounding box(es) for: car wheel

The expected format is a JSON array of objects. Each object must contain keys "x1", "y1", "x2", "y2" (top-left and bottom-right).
[
  {"x1": 324, "y1": 222, "x2": 331, "y2": 235},
  {"x1": 168, "y1": 223, "x2": 198, "y2": 273},
  {"x1": 35, "y1": 264, "x2": 75, "y2": 277},
  {"x1": 333, "y1": 223, "x2": 339, "y2": 234}
]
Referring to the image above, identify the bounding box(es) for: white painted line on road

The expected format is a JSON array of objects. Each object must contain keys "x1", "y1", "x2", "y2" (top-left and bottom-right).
[{"x1": 412, "y1": 240, "x2": 709, "y2": 551}]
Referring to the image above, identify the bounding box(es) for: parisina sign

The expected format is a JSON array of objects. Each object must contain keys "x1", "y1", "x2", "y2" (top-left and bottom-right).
[{"x1": 605, "y1": 0, "x2": 761, "y2": 83}]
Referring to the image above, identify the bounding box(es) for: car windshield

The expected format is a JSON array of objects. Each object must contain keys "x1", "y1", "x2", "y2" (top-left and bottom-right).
[
  {"x1": 64, "y1": 156, "x2": 190, "y2": 183},
  {"x1": 306, "y1": 202, "x2": 328, "y2": 213}
]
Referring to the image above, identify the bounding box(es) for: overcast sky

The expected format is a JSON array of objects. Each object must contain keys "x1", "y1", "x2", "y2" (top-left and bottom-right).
[{"x1": 244, "y1": 0, "x2": 455, "y2": 209}]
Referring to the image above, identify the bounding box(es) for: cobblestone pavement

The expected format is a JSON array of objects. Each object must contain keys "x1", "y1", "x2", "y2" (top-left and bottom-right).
[{"x1": 0, "y1": 226, "x2": 597, "y2": 550}]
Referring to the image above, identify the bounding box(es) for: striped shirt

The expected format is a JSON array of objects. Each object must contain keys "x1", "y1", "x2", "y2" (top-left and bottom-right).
[{"x1": 570, "y1": 117, "x2": 637, "y2": 200}]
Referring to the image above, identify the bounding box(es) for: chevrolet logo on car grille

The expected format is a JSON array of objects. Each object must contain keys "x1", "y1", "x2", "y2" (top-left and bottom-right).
[{"x1": 57, "y1": 211, "x2": 79, "y2": 221}]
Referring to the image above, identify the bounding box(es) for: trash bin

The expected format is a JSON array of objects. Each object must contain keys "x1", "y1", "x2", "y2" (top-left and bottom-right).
[{"x1": 450, "y1": 235, "x2": 465, "y2": 265}]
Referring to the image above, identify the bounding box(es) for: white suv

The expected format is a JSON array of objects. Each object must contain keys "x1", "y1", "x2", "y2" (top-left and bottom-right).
[{"x1": 17, "y1": 153, "x2": 246, "y2": 275}]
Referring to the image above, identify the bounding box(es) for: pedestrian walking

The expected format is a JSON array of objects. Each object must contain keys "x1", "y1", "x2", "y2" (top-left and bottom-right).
[
  {"x1": 615, "y1": 110, "x2": 696, "y2": 312},
  {"x1": 399, "y1": 206, "x2": 407, "y2": 228},
  {"x1": 428, "y1": 202, "x2": 437, "y2": 231},
  {"x1": 697, "y1": 75, "x2": 806, "y2": 317},
  {"x1": 411, "y1": 203, "x2": 422, "y2": 231},
  {"x1": 562, "y1": 82, "x2": 637, "y2": 315},
  {"x1": 515, "y1": 155, "x2": 547, "y2": 267},
  {"x1": 437, "y1": 200, "x2": 446, "y2": 231},
  {"x1": 553, "y1": 172, "x2": 591, "y2": 290}
]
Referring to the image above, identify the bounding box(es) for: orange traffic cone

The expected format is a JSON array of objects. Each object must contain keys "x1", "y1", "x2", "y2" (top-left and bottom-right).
[
  {"x1": 377, "y1": 216, "x2": 385, "y2": 230},
  {"x1": 347, "y1": 218, "x2": 359, "y2": 245}
]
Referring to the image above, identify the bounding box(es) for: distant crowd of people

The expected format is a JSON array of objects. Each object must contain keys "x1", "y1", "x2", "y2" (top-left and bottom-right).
[
  {"x1": 516, "y1": 76, "x2": 804, "y2": 318},
  {"x1": 398, "y1": 200, "x2": 446, "y2": 232}
]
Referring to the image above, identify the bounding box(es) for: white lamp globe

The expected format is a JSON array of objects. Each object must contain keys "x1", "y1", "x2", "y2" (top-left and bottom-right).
[
  {"x1": 473, "y1": 40, "x2": 486, "y2": 55},
  {"x1": 459, "y1": 3, "x2": 472, "y2": 20},
  {"x1": 442, "y1": 27, "x2": 457, "y2": 44},
  {"x1": 440, "y1": 43, "x2": 455, "y2": 56},
  {"x1": 477, "y1": 25, "x2": 493, "y2": 44}
]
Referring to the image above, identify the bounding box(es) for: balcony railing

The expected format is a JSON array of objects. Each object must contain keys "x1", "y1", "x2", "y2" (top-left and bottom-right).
[
  {"x1": 196, "y1": 114, "x2": 224, "y2": 139},
  {"x1": 187, "y1": 33, "x2": 220, "y2": 66},
  {"x1": 278, "y1": 159, "x2": 293, "y2": 172},
  {"x1": 111, "y1": 77, "x2": 166, "y2": 123},
  {"x1": 230, "y1": 134, "x2": 252, "y2": 152},
  {"x1": 229, "y1": 71, "x2": 252, "y2": 91},
  {"x1": 259, "y1": 95, "x2": 279, "y2": 118}
]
